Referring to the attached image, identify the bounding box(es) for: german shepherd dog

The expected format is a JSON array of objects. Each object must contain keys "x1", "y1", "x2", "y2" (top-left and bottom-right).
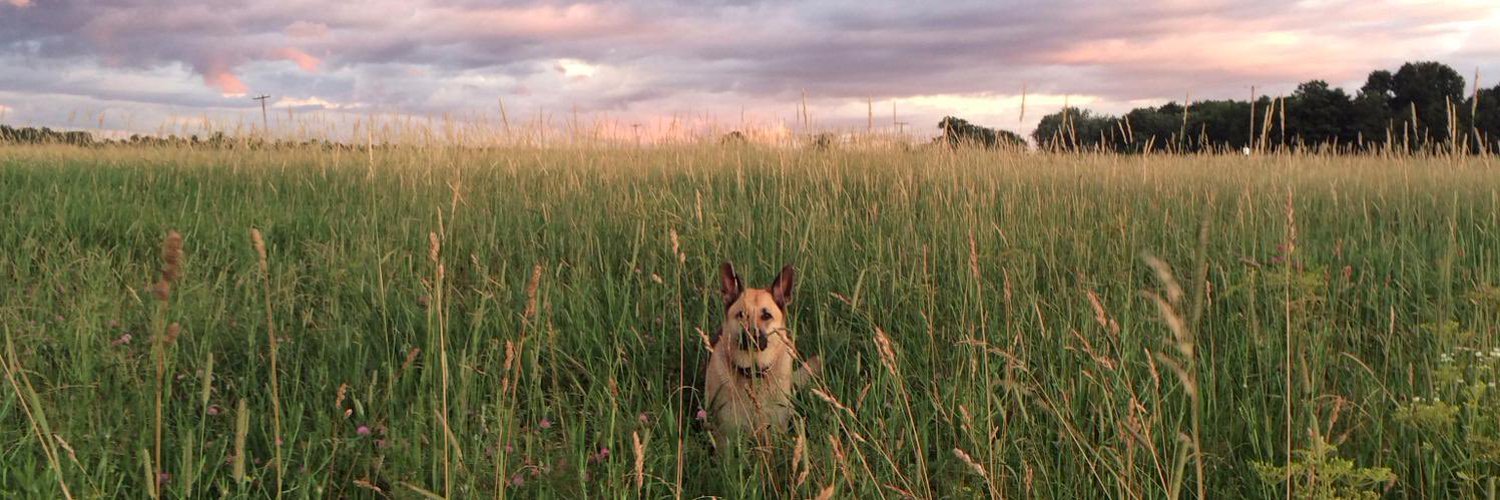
[{"x1": 704, "y1": 262, "x2": 819, "y2": 447}]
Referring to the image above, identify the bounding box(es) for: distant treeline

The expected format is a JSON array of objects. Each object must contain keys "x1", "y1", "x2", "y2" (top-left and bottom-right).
[
  {"x1": 1, "y1": 124, "x2": 94, "y2": 145},
  {"x1": 1030, "y1": 61, "x2": 1500, "y2": 154},
  {"x1": 0, "y1": 126, "x2": 358, "y2": 150}
]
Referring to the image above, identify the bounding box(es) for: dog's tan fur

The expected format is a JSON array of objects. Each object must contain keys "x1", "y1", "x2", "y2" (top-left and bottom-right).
[{"x1": 704, "y1": 262, "x2": 818, "y2": 445}]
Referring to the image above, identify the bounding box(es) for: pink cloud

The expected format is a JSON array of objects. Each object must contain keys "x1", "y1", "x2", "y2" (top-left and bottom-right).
[
  {"x1": 8, "y1": 0, "x2": 32, "y2": 7},
  {"x1": 203, "y1": 69, "x2": 247, "y2": 96},
  {"x1": 421, "y1": 4, "x2": 636, "y2": 39},
  {"x1": 273, "y1": 47, "x2": 321, "y2": 72},
  {"x1": 1042, "y1": 1, "x2": 1498, "y2": 90}
]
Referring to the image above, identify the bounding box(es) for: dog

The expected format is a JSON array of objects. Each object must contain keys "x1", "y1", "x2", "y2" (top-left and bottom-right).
[{"x1": 704, "y1": 262, "x2": 820, "y2": 447}]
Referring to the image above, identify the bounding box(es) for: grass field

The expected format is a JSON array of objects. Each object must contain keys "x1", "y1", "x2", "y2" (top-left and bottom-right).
[{"x1": 2, "y1": 143, "x2": 1499, "y2": 498}]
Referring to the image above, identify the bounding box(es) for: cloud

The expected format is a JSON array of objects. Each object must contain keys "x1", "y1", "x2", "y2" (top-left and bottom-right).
[
  {"x1": 555, "y1": 59, "x2": 597, "y2": 80},
  {"x1": 201, "y1": 63, "x2": 249, "y2": 96},
  {"x1": 1, "y1": 0, "x2": 1498, "y2": 137},
  {"x1": 284, "y1": 21, "x2": 328, "y2": 39},
  {"x1": 272, "y1": 95, "x2": 358, "y2": 110},
  {"x1": 273, "y1": 47, "x2": 321, "y2": 72}
]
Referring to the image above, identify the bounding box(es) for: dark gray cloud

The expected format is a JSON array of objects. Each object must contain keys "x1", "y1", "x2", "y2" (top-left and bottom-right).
[{"x1": 2, "y1": 0, "x2": 1497, "y2": 136}]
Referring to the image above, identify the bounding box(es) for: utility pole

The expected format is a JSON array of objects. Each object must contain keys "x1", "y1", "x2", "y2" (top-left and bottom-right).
[
  {"x1": 631, "y1": 123, "x2": 642, "y2": 147},
  {"x1": 1019, "y1": 83, "x2": 1028, "y2": 124},
  {"x1": 895, "y1": 121, "x2": 908, "y2": 137},
  {"x1": 252, "y1": 95, "x2": 271, "y2": 135},
  {"x1": 1248, "y1": 85, "x2": 1256, "y2": 152}
]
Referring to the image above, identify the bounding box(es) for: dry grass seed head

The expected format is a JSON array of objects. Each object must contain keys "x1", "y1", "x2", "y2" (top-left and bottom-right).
[
  {"x1": 1143, "y1": 256, "x2": 1183, "y2": 306},
  {"x1": 163, "y1": 323, "x2": 181, "y2": 344},
  {"x1": 524, "y1": 264, "x2": 543, "y2": 319},
  {"x1": 631, "y1": 431, "x2": 645, "y2": 490},
  {"x1": 249, "y1": 229, "x2": 268, "y2": 274},
  {"x1": 873, "y1": 327, "x2": 900, "y2": 379},
  {"x1": 952, "y1": 447, "x2": 990, "y2": 480},
  {"x1": 161, "y1": 230, "x2": 183, "y2": 283}
]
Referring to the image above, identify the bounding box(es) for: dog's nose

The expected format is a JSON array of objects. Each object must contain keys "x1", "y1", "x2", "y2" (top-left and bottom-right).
[{"x1": 738, "y1": 329, "x2": 770, "y2": 350}]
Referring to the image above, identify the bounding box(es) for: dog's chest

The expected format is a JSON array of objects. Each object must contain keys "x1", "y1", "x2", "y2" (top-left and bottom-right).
[{"x1": 706, "y1": 353, "x2": 795, "y2": 432}]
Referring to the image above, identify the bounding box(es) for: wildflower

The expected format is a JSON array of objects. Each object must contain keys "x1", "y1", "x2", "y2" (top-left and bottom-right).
[
  {"x1": 637, "y1": 413, "x2": 650, "y2": 425},
  {"x1": 510, "y1": 474, "x2": 525, "y2": 487},
  {"x1": 112, "y1": 333, "x2": 133, "y2": 346},
  {"x1": 695, "y1": 409, "x2": 708, "y2": 421},
  {"x1": 157, "y1": 472, "x2": 171, "y2": 486},
  {"x1": 357, "y1": 425, "x2": 372, "y2": 436},
  {"x1": 589, "y1": 446, "x2": 611, "y2": 463},
  {"x1": 207, "y1": 405, "x2": 222, "y2": 416},
  {"x1": 539, "y1": 418, "x2": 552, "y2": 430}
]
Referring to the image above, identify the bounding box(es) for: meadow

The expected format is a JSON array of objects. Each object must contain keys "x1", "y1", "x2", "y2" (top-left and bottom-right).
[{"x1": 2, "y1": 141, "x2": 1499, "y2": 498}]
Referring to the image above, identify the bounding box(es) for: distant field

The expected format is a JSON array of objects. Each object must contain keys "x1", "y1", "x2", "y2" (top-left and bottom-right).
[{"x1": 2, "y1": 144, "x2": 1498, "y2": 498}]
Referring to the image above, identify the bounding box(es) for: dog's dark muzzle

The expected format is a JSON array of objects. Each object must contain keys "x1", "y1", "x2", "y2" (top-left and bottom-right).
[{"x1": 738, "y1": 330, "x2": 770, "y2": 351}]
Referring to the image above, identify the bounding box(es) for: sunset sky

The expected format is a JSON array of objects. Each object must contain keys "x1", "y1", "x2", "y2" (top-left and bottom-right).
[{"x1": 3, "y1": 0, "x2": 1499, "y2": 140}]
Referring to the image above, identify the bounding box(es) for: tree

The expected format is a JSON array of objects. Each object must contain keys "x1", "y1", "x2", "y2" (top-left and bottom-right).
[
  {"x1": 1123, "y1": 104, "x2": 1183, "y2": 152},
  {"x1": 1360, "y1": 70, "x2": 1395, "y2": 103},
  {"x1": 1032, "y1": 108, "x2": 1119, "y2": 151},
  {"x1": 1286, "y1": 80, "x2": 1356, "y2": 146},
  {"x1": 1471, "y1": 84, "x2": 1500, "y2": 152},
  {"x1": 1184, "y1": 99, "x2": 1257, "y2": 151},
  {"x1": 938, "y1": 116, "x2": 1026, "y2": 149},
  {"x1": 719, "y1": 130, "x2": 748, "y2": 145},
  {"x1": 1027, "y1": 60, "x2": 1481, "y2": 154},
  {"x1": 0, "y1": 124, "x2": 95, "y2": 145},
  {"x1": 1390, "y1": 61, "x2": 1465, "y2": 145}
]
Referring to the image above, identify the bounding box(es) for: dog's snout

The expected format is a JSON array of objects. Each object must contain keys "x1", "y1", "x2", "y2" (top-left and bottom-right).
[{"x1": 737, "y1": 328, "x2": 771, "y2": 350}]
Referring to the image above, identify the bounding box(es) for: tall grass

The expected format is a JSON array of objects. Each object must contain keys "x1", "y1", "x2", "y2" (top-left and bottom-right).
[{"x1": 1, "y1": 141, "x2": 1498, "y2": 498}]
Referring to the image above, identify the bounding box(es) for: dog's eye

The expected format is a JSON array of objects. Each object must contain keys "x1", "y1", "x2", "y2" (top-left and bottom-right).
[
  {"x1": 760, "y1": 310, "x2": 773, "y2": 321},
  {"x1": 735, "y1": 311, "x2": 744, "y2": 319}
]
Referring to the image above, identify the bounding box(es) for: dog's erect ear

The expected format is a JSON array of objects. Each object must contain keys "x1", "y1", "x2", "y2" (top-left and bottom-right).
[
  {"x1": 769, "y1": 264, "x2": 795, "y2": 308},
  {"x1": 719, "y1": 262, "x2": 742, "y2": 307}
]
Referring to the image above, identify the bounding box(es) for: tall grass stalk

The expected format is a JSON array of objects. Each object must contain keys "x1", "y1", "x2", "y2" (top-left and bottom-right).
[{"x1": 250, "y1": 228, "x2": 283, "y2": 497}]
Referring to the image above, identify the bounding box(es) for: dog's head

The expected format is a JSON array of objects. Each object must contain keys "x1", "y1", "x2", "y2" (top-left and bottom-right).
[{"x1": 718, "y1": 262, "x2": 795, "y2": 367}]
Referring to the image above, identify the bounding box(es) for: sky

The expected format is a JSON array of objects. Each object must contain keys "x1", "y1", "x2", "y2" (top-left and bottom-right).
[{"x1": 3, "y1": 0, "x2": 1499, "y2": 141}]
